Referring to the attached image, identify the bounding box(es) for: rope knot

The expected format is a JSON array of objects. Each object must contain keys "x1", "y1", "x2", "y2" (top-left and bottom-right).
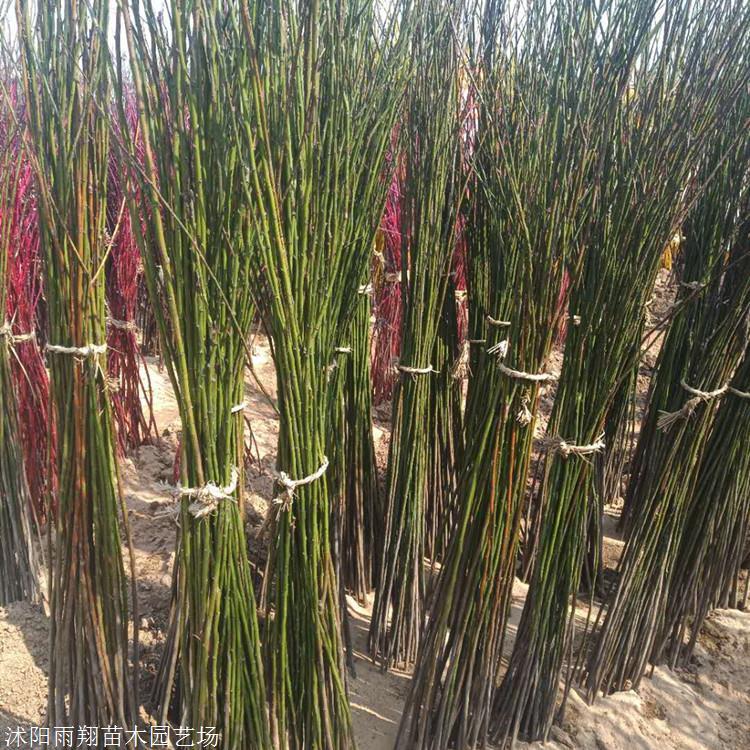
[
  {"x1": 106, "y1": 316, "x2": 139, "y2": 333},
  {"x1": 1, "y1": 321, "x2": 36, "y2": 346},
  {"x1": 451, "y1": 340, "x2": 471, "y2": 380},
  {"x1": 657, "y1": 379, "x2": 728, "y2": 432},
  {"x1": 486, "y1": 339, "x2": 509, "y2": 358},
  {"x1": 273, "y1": 457, "x2": 330, "y2": 512},
  {"x1": 516, "y1": 391, "x2": 533, "y2": 426},
  {"x1": 486, "y1": 314, "x2": 511, "y2": 328},
  {"x1": 46, "y1": 342, "x2": 108, "y2": 359},
  {"x1": 497, "y1": 361, "x2": 556, "y2": 383},
  {"x1": 175, "y1": 467, "x2": 239, "y2": 518},
  {"x1": 541, "y1": 433, "x2": 605, "y2": 459},
  {"x1": 391, "y1": 358, "x2": 438, "y2": 379}
]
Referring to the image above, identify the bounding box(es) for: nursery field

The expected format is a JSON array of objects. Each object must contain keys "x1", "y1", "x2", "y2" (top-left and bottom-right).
[
  {"x1": 2, "y1": 0, "x2": 750, "y2": 748},
  {"x1": 2, "y1": 329, "x2": 750, "y2": 749}
]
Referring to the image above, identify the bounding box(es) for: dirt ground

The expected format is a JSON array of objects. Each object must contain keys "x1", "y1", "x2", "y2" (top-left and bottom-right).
[{"x1": 2, "y1": 279, "x2": 750, "y2": 749}]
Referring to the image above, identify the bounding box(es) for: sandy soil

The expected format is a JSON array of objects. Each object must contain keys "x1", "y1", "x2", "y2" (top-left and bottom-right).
[{"x1": 2, "y1": 300, "x2": 750, "y2": 749}]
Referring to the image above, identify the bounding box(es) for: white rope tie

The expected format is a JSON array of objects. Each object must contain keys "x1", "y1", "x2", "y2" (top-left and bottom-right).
[
  {"x1": 0, "y1": 322, "x2": 36, "y2": 345},
  {"x1": 452, "y1": 340, "x2": 471, "y2": 380},
  {"x1": 106, "y1": 316, "x2": 138, "y2": 332},
  {"x1": 516, "y1": 392, "x2": 533, "y2": 426},
  {"x1": 358, "y1": 283, "x2": 374, "y2": 296},
  {"x1": 497, "y1": 361, "x2": 556, "y2": 383},
  {"x1": 486, "y1": 314, "x2": 511, "y2": 328},
  {"x1": 105, "y1": 376, "x2": 121, "y2": 393},
  {"x1": 486, "y1": 340, "x2": 509, "y2": 358},
  {"x1": 231, "y1": 402, "x2": 247, "y2": 414},
  {"x1": 541, "y1": 433, "x2": 605, "y2": 459},
  {"x1": 385, "y1": 271, "x2": 403, "y2": 284},
  {"x1": 335, "y1": 346, "x2": 352, "y2": 354},
  {"x1": 455, "y1": 290, "x2": 467, "y2": 302},
  {"x1": 46, "y1": 342, "x2": 108, "y2": 358},
  {"x1": 171, "y1": 467, "x2": 239, "y2": 519},
  {"x1": 570, "y1": 314, "x2": 581, "y2": 326},
  {"x1": 273, "y1": 457, "x2": 329, "y2": 512},
  {"x1": 729, "y1": 386, "x2": 750, "y2": 400},
  {"x1": 681, "y1": 381, "x2": 729, "y2": 399},
  {"x1": 392, "y1": 358, "x2": 438, "y2": 379},
  {"x1": 657, "y1": 379, "x2": 729, "y2": 432}
]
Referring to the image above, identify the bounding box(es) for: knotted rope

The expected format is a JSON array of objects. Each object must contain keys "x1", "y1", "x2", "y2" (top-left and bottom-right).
[
  {"x1": 516, "y1": 391, "x2": 533, "y2": 426},
  {"x1": 326, "y1": 347, "x2": 354, "y2": 380},
  {"x1": 541, "y1": 433, "x2": 605, "y2": 459},
  {"x1": 46, "y1": 342, "x2": 108, "y2": 358},
  {"x1": 385, "y1": 271, "x2": 404, "y2": 284},
  {"x1": 391, "y1": 357, "x2": 437, "y2": 379},
  {"x1": 486, "y1": 314, "x2": 511, "y2": 328},
  {"x1": 273, "y1": 456, "x2": 330, "y2": 512},
  {"x1": 497, "y1": 361, "x2": 556, "y2": 383},
  {"x1": 0, "y1": 321, "x2": 36, "y2": 346},
  {"x1": 657, "y1": 379, "x2": 728, "y2": 432},
  {"x1": 106, "y1": 316, "x2": 138, "y2": 332},
  {"x1": 486, "y1": 339, "x2": 509, "y2": 358},
  {"x1": 452, "y1": 340, "x2": 471, "y2": 380},
  {"x1": 358, "y1": 283, "x2": 374, "y2": 296},
  {"x1": 172, "y1": 466, "x2": 240, "y2": 519}
]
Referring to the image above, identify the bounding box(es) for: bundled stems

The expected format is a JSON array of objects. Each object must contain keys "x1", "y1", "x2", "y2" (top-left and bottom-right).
[
  {"x1": 17, "y1": 0, "x2": 138, "y2": 729},
  {"x1": 425, "y1": 279, "x2": 464, "y2": 564},
  {"x1": 501, "y1": 3, "x2": 750, "y2": 739},
  {"x1": 372, "y1": 164, "x2": 406, "y2": 406},
  {"x1": 234, "y1": 0, "x2": 412, "y2": 745},
  {"x1": 117, "y1": 1, "x2": 271, "y2": 745},
  {"x1": 397, "y1": 0, "x2": 626, "y2": 744},
  {"x1": 369, "y1": 0, "x2": 465, "y2": 670},
  {"x1": 334, "y1": 285, "x2": 381, "y2": 604},
  {"x1": 659, "y1": 345, "x2": 750, "y2": 667},
  {"x1": 2, "y1": 102, "x2": 53, "y2": 521},
  {"x1": 585, "y1": 63, "x2": 750, "y2": 698},
  {"x1": 0, "y1": 67, "x2": 39, "y2": 607}
]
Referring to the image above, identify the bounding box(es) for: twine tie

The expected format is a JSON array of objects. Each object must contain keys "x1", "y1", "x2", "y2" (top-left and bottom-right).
[
  {"x1": 0, "y1": 321, "x2": 36, "y2": 346},
  {"x1": 106, "y1": 316, "x2": 138, "y2": 333},
  {"x1": 486, "y1": 314, "x2": 511, "y2": 328},
  {"x1": 46, "y1": 342, "x2": 108, "y2": 358},
  {"x1": 497, "y1": 361, "x2": 556, "y2": 383},
  {"x1": 541, "y1": 433, "x2": 605, "y2": 459},
  {"x1": 273, "y1": 457, "x2": 330, "y2": 512},
  {"x1": 173, "y1": 466, "x2": 239, "y2": 519},
  {"x1": 657, "y1": 379, "x2": 728, "y2": 431}
]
